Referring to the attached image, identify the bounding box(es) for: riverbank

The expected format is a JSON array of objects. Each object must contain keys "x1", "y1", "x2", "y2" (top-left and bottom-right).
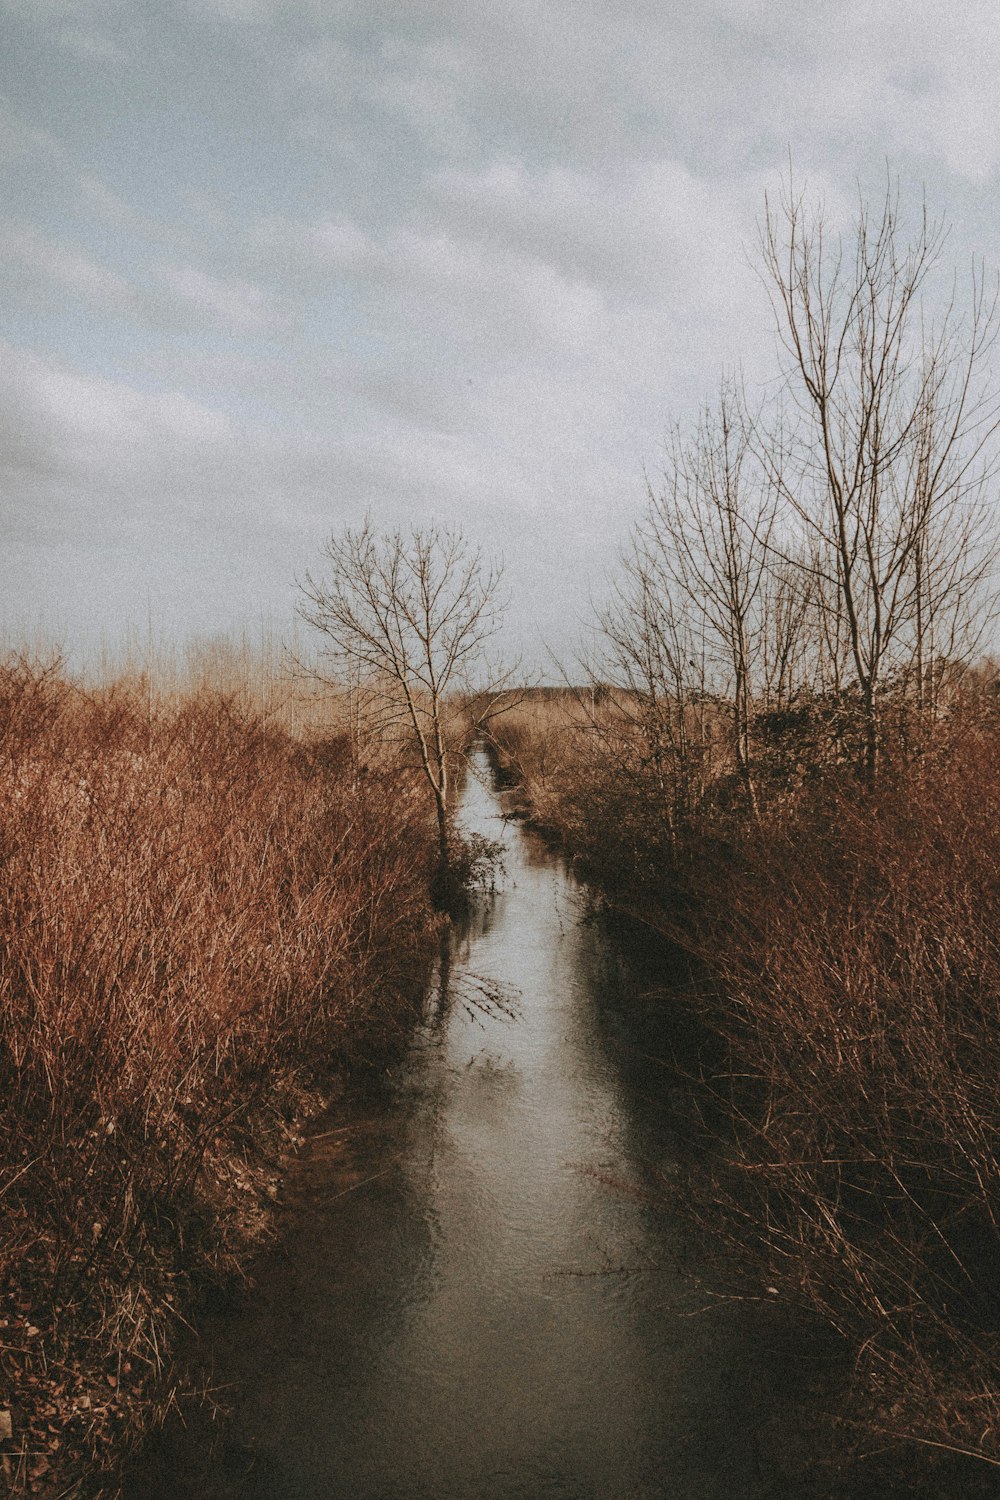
[
  {"x1": 114, "y1": 749, "x2": 834, "y2": 1500},
  {"x1": 0, "y1": 661, "x2": 440, "y2": 1497},
  {"x1": 485, "y1": 694, "x2": 1000, "y2": 1495}
]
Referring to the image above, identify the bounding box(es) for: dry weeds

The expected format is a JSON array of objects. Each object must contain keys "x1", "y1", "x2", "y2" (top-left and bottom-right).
[{"x1": 0, "y1": 655, "x2": 437, "y2": 1493}]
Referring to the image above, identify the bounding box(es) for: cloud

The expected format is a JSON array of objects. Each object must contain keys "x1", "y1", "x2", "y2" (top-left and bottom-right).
[
  {"x1": 2, "y1": 2, "x2": 127, "y2": 75},
  {"x1": 1, "y1": 0, "x2": 117, "y2": 20},
  {"x1": 157, "y1": 263, "x2": 283, "y2": 332},
  {"x1": 247, "y1": 213, "x2": 382, "y2": 286},
  {"x1": 53, "y1": 24, "x2": 125, "y2": 64},
  {"x1": 0, "y1": 215, "x2": 284, "y2": 335},
  {"x1": 3, "y1": 0, "x2": 1000, "y2": 667},
  {"x1": 0, "y1": 342, "x2": 234, "y2": 498},
  {"x1": 249, "y1": 151, "x2": 766, "y2": 372},
  {"x1": 255, "y1": 1, "x2": 1000, "y2": 190},
  {"x1": 422, "y1": 157, "x2": 761, "y2": 305},
  {"x1": 0, "y1": 221, "x2": 135, "y2": 312}
]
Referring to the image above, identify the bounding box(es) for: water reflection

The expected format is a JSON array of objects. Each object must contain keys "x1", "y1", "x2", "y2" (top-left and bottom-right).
[{"x1": 126, "y1": 751, "x2": 774, "y2": 1500}]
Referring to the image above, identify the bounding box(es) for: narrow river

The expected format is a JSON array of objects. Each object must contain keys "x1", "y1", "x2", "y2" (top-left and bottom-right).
[{"x1": 127, "y1": 752, "x2": 785, "y2": 1499}]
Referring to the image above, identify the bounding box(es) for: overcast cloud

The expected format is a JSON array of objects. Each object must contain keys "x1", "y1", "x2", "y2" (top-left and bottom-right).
[{"x1": 2, "y1": 1, "x2": 999, "y2": 665}]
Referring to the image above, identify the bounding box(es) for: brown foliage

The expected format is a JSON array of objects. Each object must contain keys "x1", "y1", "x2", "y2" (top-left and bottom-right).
[
  {"x1": 0, "y1": 658, "x2": 436, "y2": 1486},
  {"x1": 497, "y1": 683, "x2": 1000, "y2": 1471},
  {"x1": 687, "y1": 717, "x2": 1000, "y2": 1457}
]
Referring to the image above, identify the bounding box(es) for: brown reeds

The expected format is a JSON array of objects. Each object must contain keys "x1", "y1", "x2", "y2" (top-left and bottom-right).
[
  {"x1": 496, "y1": 685, "x2": 1000, "y2": 1477},
  {"x1": 487, "y1": 688, "x2": 694, "y2": 917},
  {"x1": 0, "y1": 655, "x2": 437, "y2": 1489},
  {"x1": 686, "y1": 714, "x2": 1000, "y2": 1463}
]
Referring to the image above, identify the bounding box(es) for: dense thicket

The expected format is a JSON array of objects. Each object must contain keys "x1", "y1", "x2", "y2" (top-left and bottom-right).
[
  {"x1": 488, "y1": 181, "x2": 1000, "y2": 1478},
  {"x1": 493, "y1": 684, "x2": 1000, "y2": 1483},
  {"x1": 0, "y1": 659, "x2": 437, "y2": 1487}
]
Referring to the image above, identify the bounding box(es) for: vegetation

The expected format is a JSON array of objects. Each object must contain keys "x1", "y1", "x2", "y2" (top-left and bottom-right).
[
  {"x1": 487, "y1": 181, "x2": 1000, "y2": 1481},
  {"x1": 0, "y1": 653, "x2": 440, "y2": 1492},
  {"x1": 297, "y1": 521, "x2": 516, "y2": 904},
  {"x1": 493, "y1": 688, "x2": 1000, "y2": 1462},
  {"x1": 7, "y1": 175, "x2": 1000, "y2": 1493}
]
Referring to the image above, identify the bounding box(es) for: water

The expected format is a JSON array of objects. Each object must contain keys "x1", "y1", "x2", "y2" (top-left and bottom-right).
[{"x1": 126, "y1": 753, "x2": 784, "y2": 1499}]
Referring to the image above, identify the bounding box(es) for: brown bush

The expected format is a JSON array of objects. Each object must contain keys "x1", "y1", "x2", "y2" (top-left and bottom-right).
[
  {"x1": 0, "y1": 658, "x2": 436, "y2": 1481},
  {"x1": 487, "y1": 689, "x2": 705, "y2": 919},
  {"x1": 500, "y1": 685, "x2": 1000, "y2": 1472},
  {"x1": 686, "y1": 719, "x2": 1000, "y2": 1459}
]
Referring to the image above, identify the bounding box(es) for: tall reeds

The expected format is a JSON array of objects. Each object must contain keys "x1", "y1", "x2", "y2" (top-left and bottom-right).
[
  {"x1": 687, "y1": 715, "x2": 1000, "y2": 1458},
  {"x1": 0, "y1": 654, "x2": 437, "y2": 1485},
  {"x1": 493, "y1": 684, "x2": 1000, "y2": 1474}
]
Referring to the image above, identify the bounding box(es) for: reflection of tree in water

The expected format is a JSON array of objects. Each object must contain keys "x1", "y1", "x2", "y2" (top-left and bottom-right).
[{"x1": 426, "y1": 925, "x2": 520, "y2": 1029}]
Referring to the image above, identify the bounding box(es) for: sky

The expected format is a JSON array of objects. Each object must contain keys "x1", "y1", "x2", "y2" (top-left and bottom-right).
[{"x1": 2, "y1": 0, "x2": 1000, "y2": 670}]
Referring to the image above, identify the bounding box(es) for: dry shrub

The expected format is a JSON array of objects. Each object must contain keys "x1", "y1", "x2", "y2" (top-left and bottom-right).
[
  {"x1": 676, "y1": 716, "x2": 1000, "y2": 1463},
  {"x1": 488, "y1": 689, "x2": 704, "y2": 919},
  {"x1": 500, "y1": 686, "x2": 1000, "y2": 1472},
  {"x1": 0, "y1": 657, "x2": 436, "y2": 1479},
  {"x1": 487, "y1": 694, "x2": 576, "y2": 823},
  {"x1": 488, "y1": 691, "x2": 634, "y2": 830}
]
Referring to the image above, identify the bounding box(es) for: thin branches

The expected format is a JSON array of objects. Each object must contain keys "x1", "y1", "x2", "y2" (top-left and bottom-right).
[{"x1": 297, "y1": 520, "x2": 513, "y2": 893}]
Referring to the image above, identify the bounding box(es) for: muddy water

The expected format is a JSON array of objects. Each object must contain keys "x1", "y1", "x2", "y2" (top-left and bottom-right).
[{"x1": 127, "y1": 753, "x2": 783, "y2": 1500}]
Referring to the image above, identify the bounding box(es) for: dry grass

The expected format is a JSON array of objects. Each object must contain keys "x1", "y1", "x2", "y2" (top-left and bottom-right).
[
  {"x1": 89, "y1": 625, "x2": 359, "y2": 742},
  {"x1": 0, "y1": 653, "x2": 437, "y2": 1490},
  {"x1": 496, "y1": 685, "x2": 1000, "y2": 1476},
  {"x1": 487, "y1": 688, "x2": 700, "y2": 915},
  {"x1": 686, "y1": 719, "x2": 1000, "y2": 1462},
  {"x1": 486, "y1": 691, "x2": 584, "y2": 824}
]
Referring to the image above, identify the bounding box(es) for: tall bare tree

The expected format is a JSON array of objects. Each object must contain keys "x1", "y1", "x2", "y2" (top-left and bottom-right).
[
  {"x1": 759, "y1": 175, "x2": 1000, "y2": 776},
  {"x1": 297, "y1": 521, "x2": 509, "y2": 890},
  {"x1": 600, "y1": 380, "x2": 796, "y2": 829},
  {"x1": 644, "y1": 381, "x2": 781, "y2": 813},
  {"x1": 599, "y1": 540, "x2": 705, "y2": 847}
]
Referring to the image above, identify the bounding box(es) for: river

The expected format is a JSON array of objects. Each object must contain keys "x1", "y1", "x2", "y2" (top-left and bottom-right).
[{"x1": 125, "y1": 751, "x2": 790, "y2": 1499}]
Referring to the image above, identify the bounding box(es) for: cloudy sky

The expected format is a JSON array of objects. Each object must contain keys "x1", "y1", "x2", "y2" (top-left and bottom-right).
[{"x1": 2, "y1": 1, "x2": 999, "y2": 667}]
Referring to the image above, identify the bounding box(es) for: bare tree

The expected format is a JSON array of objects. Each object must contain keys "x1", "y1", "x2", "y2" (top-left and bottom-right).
[
  {"x1": 599, "y1": 380, "x2": 799, "y2": 828},
  {"x1": 759, "y1": 175, "x2": 1000, "y2": 776},
  {"x1": 297, "y1": 520, "x2": 509, "y2": 891},
  {"x1": 598, "y1": 540, "x2": 706, "y2": 848},
  {"x1": 644, "y1": 380, "x2": 782, "y2": 814}
]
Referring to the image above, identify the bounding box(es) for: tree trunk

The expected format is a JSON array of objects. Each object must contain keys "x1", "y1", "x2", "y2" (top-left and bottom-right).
[
  {"x1": 863, "y1": 680, "x2": 879, "y2": 786},
  {"x1": 435, "y1": 790, "x2": 449, "y2": 880},
  {"x1": 431, "y1": 776, "x2": 454, "y2": 910}
]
